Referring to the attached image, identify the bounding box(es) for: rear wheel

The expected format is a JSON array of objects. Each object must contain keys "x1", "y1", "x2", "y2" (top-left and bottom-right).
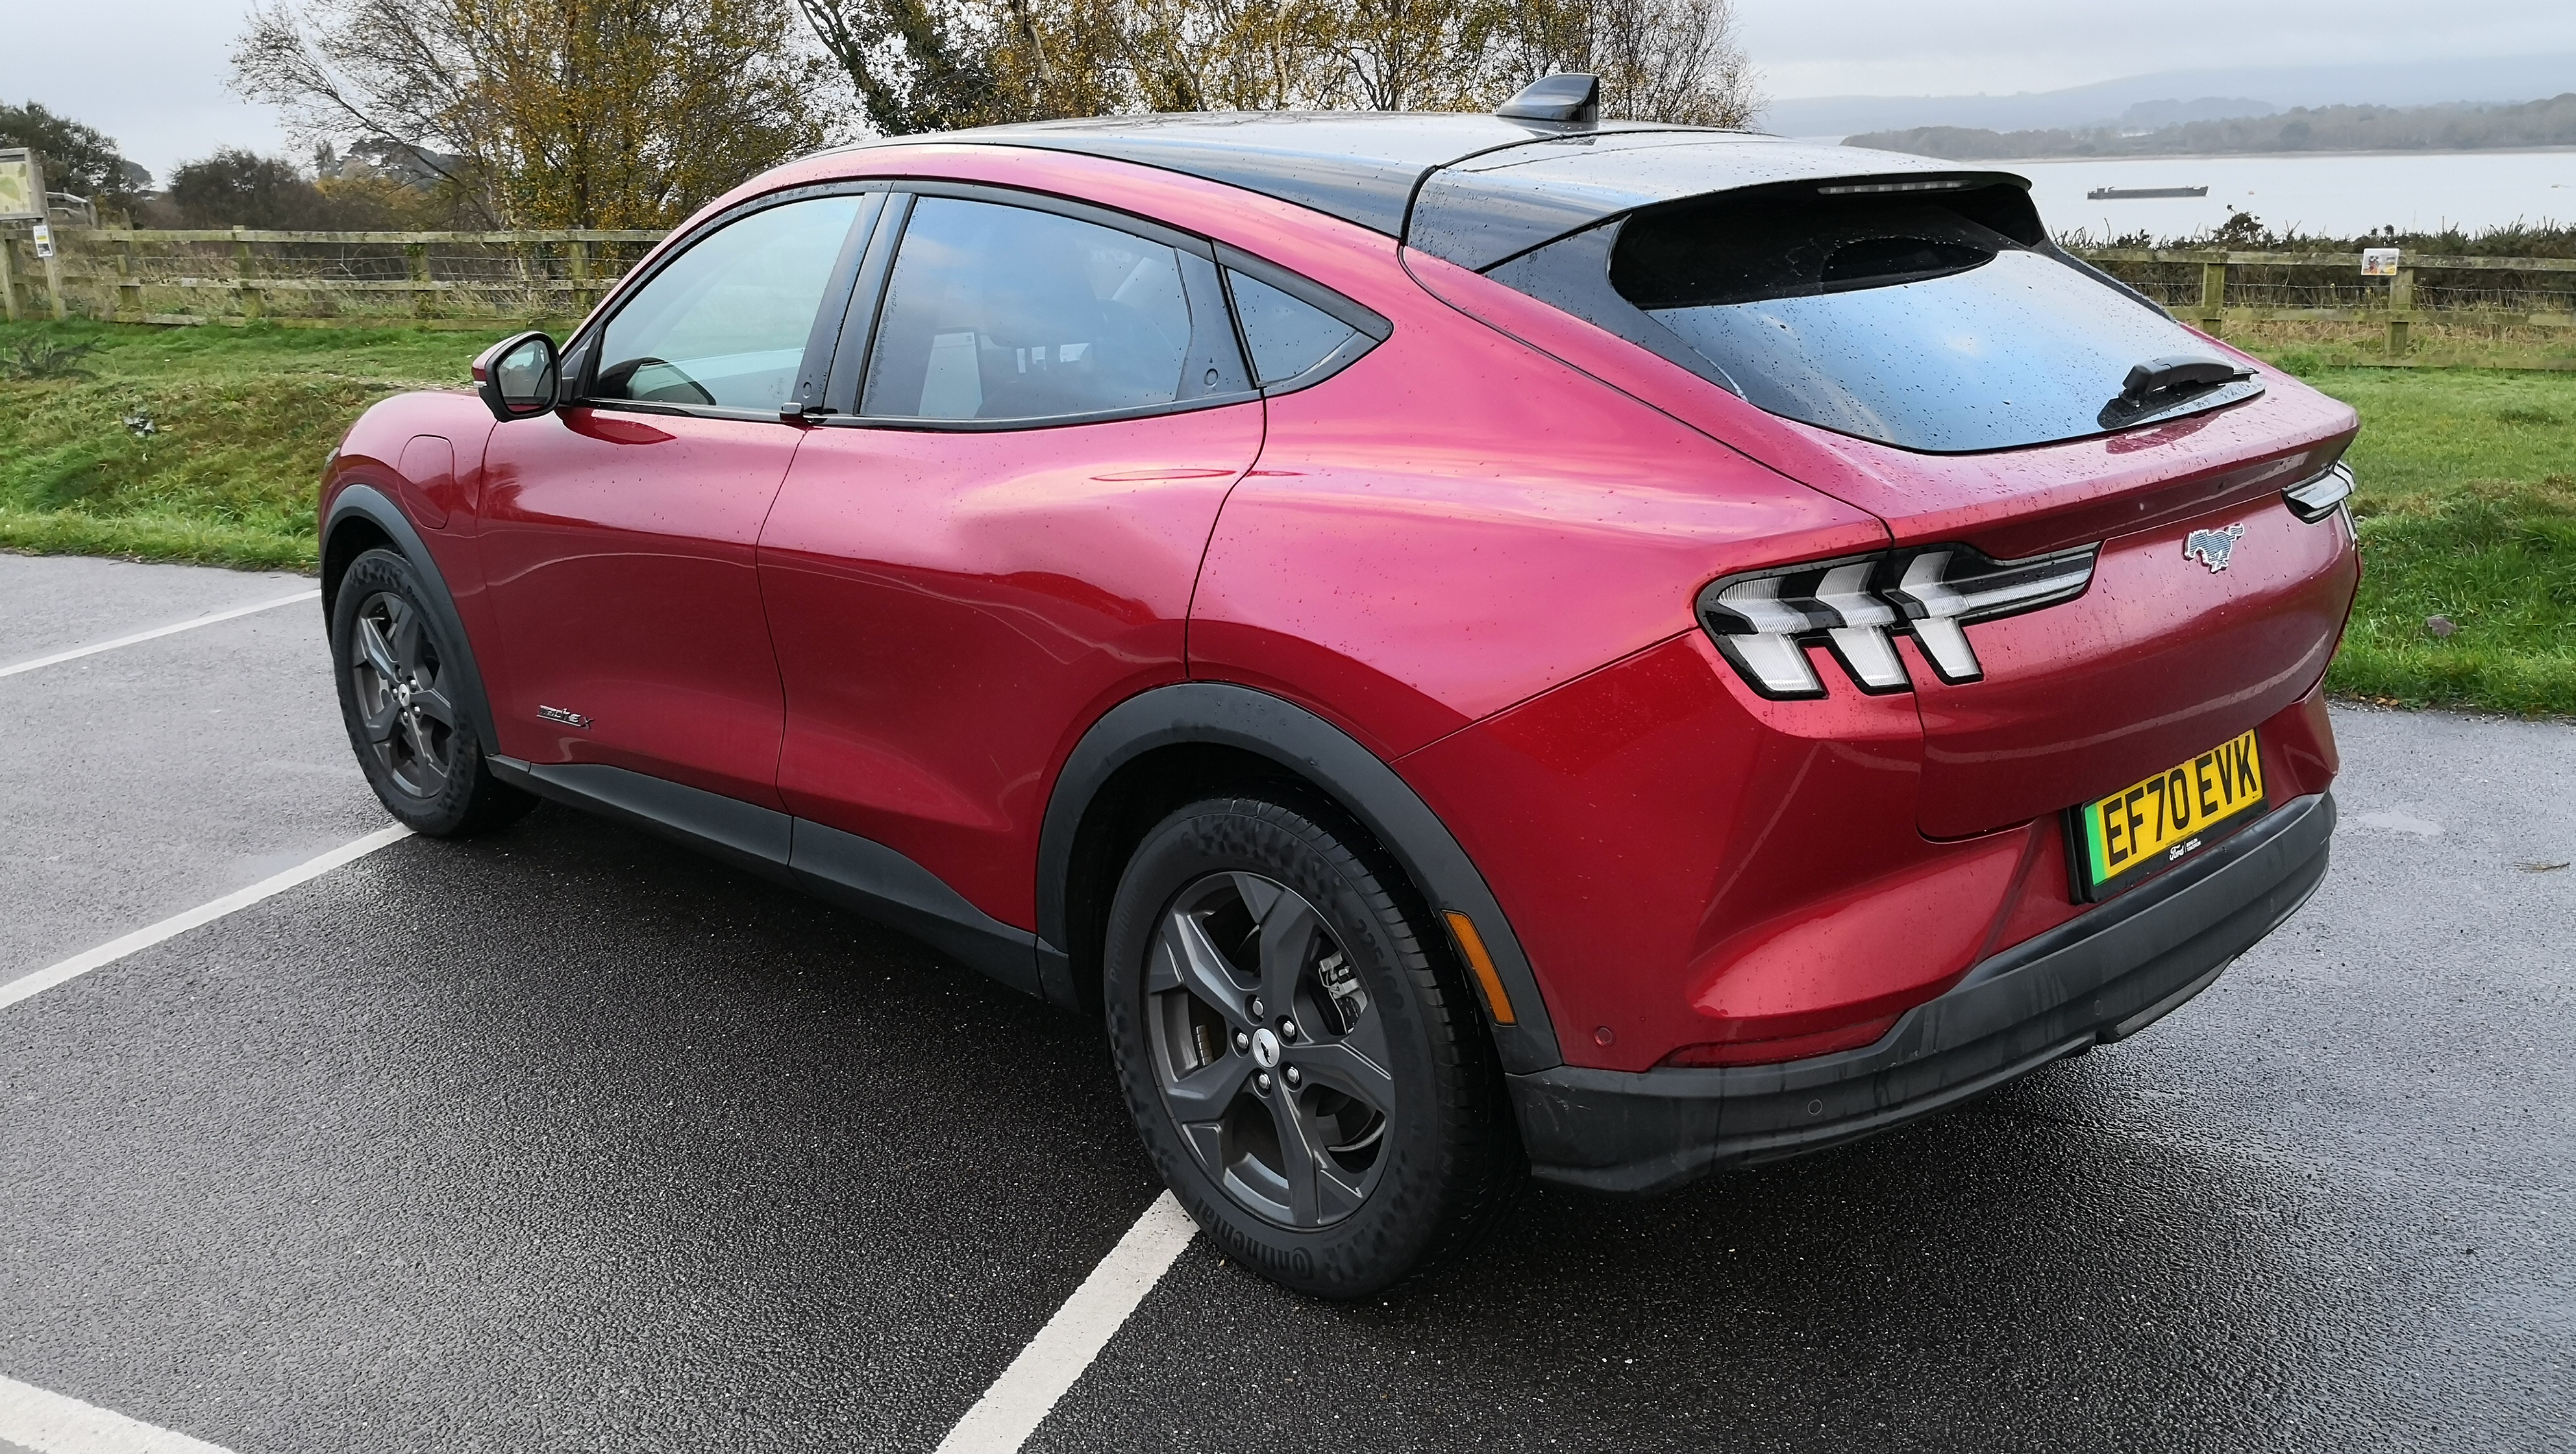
[
  {"x1": 1103, "y1": 796, "x2": 1519, "y2": 1297},
  {"x1": 330, "y1": 547, "x2": 534, "y2": 837}
]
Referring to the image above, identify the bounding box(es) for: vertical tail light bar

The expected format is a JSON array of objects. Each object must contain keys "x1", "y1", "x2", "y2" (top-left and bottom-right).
[
  {"x1": 2283, "y1": 460, "x2": 2353, "y2": 523},
  {"x1": 1698, "y1": 543, "x2": 2098, "y2": 698}
]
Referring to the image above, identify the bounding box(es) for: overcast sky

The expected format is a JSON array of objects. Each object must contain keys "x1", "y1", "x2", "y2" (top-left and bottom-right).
[{"x1": 5, "y1": 1, "x2": 2574, "y2": 183}]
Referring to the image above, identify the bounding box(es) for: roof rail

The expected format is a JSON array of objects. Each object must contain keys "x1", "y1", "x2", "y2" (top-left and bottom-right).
[{"x1": 1496, "y1": 73, "x2": 1599, "y2": 126}]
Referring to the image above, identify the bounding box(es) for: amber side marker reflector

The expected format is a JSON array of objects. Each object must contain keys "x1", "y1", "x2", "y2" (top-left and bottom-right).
[{"x1": 1444, "y1": 911, "x2": 1517, "y2": 1025}]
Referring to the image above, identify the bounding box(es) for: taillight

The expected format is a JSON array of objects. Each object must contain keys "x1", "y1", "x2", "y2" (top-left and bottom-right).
[
  {"x1": 1698, "y1": 543, "x2": 2098, "y2": 698},
  {"x1": 2283, "y1": 461, "x2": 2353, "y2": 523}
]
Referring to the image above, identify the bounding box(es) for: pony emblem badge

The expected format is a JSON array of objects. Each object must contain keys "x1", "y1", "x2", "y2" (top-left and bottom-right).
[{"x1": 2183, "y1": 524, "x2": 2248, "y2": 574}]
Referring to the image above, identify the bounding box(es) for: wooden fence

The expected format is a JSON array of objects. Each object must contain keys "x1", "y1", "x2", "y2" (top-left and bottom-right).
[
  {"x1": 2072, "y1": 249, "x2": 2576, "y2": 358},
  {"x1": 3, "y1": 227, "x2": 2573, "y2": 361},
  {"x1": 0, "y1": 227, "x2": 667, "y2": 330}
]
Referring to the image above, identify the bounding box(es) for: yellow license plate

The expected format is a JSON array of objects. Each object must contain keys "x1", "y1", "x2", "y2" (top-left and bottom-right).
[{"x1": 2072, "y1": 729, "x2": 2266, "y2": 902}]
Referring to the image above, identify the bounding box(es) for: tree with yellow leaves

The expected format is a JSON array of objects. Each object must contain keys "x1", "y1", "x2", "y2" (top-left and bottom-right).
[
  {"x1": 799, "y1": 0, "x2": 1759, "y2": 134},
  {"x1": 234, "y1": 0, "x2": 834, "y2": 228}
]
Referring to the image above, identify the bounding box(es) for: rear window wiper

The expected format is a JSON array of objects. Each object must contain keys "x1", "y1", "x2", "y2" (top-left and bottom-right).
[
  {"x1": 2099, "y1": 354, "x2": 2262, "y2": 432},
  {"x1": 2120, "y1": 355, "x2": 2249, "y2": 402}
]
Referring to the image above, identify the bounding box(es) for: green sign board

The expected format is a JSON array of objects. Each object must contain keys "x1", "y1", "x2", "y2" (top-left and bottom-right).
[{"x1": 0, "y1": 149, "x2": 44, "y2": 221}]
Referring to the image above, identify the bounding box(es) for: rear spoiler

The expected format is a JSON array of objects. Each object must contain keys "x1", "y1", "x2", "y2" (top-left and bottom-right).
[{"x1": 1405, "y1": 144, "x2": 2031, "y2": 272}]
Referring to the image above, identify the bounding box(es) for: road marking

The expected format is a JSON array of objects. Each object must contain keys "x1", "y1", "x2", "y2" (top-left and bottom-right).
[
  {"x1": 0, "y1": 1373, "x2": 236, "y2": 1454},
  {"x1": 0, "y1": 824, "x2": 413, "y2": 1013},
  {"x1": 934, "y1": 1191, "x2": 1198, "y2": 1454},
  {"x1": 0, "y1": 590, "x2": 319, "y2": 680}
]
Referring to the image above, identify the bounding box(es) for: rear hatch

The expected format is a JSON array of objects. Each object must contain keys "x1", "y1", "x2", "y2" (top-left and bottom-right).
[{"x1": 1408, "y1": 148, "x2": 2362, "y2": 841}]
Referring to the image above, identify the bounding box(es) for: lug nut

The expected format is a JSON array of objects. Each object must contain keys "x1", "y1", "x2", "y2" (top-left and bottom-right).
[
  {"x1": 1256, "y1": 1072, "x2": 1273, "y2": 1093},
  {"x1": 1249, "y1": 996, "x2": 1265, "y2": 1018},
  {"x1": 1233, "y1": 1031, "x2": 1250, "y2": 1053},
  {"x1": 1281, "y1": 1019, "x2": 1300, "y2": 1041},
  {"x1": 1284, "y1": 1066, "x2": 1301, "y2": 1087}
]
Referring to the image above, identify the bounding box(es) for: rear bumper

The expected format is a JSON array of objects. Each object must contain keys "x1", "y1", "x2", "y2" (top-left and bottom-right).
[{"x1": 1509, "y1": 792, "x2": 2336, "y2": 1193}]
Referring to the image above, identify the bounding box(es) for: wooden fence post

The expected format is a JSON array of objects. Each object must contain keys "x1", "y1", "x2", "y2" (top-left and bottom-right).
[
  {"x1": 2199, "y1": 258, "x2": 2228, "y2": 337},
  {"x1": 0, "y1": 228, "x2": 20, "y2": 322},
  {"x1": 406, "y1": 241, "x2": 431, "y2": 317},
  {"x1": 118, "y1": 234, "x2": 142, "y2": 318},
  {"x1": 2387, "y1": 266, "x2": 2415, "y2": 357},
  {"x1": 42, "y1": 234, "x2": 68, "y2": 321},
  {"x1": 233, "y1": 229, "x2": 262, "y2": 320},
  {"x1": 567, "y1": 238, "x2": 589, "y2": 314}
]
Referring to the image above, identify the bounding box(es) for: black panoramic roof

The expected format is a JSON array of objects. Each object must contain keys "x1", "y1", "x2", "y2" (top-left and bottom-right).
[{"x1": 851, "y1": 113, "x2": 2025, "y2": 271}]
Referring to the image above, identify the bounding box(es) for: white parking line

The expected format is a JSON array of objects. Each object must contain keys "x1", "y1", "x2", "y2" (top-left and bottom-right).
[
  {"x1": 0, "y1": 824, "x2": 413, "y2": 1013},
  {"x1": 0, "y1": 590, "x2": 320, "y2": 680},
  {"x1": 934, "y1": 1191, "x2": 1199, "y2": 1454},
  {"x1": 0, "y1": 1373, "x2": 236, "y2": 1454},
  {"x1": 5, "y1": 817, "x2": 1174, "y2": 1452}
]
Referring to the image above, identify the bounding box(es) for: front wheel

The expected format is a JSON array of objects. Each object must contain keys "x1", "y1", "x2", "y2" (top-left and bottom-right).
[
  {"x1": 1103, "y1": 796, "x2": 1519, "y2": 1298},
  {"x1": 329, "y1": 547, "x2": 534, "y2": 837}
]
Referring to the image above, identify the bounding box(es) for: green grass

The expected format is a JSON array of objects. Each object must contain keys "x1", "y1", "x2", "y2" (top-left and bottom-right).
[
  {"x1": 0, "y1": 319, "x2": 482, "y2": 571},
  {"x1": 2276, "y1": 364, "x2": 2576, "y2": 716},
  {"x1": 3, "y1": 322, "x2": 2572, "y2": 715}
]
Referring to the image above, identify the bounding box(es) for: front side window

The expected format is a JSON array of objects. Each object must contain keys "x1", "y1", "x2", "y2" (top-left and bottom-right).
[
  {"x1": 593, "y1": 194, "x2": 866, "y2": 411},
  {"x1": 863, "y1": 197, "x2": 1199, "y2": 421}
]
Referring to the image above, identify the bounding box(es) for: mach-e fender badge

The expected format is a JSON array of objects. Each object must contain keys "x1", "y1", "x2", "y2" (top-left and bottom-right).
[{"x1": 538, "y1": 705, "x2": 594, "y2": 729}]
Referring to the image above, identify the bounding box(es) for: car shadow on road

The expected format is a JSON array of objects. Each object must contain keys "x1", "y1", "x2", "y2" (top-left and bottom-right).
[{"x1": 1036, "y1": 1048, "x2": 2482, "y2": 1453}]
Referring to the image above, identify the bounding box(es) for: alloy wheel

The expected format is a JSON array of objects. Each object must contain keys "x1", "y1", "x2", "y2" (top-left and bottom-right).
[
  {"x1": 1145, "y1": 871, "x2": 1397, "y2": 1228},
  {"x1": 348, "y1": 590, "x2": 460, "y2": 799}
]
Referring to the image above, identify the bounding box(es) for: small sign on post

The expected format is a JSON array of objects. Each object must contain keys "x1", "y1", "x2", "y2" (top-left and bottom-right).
[
  {"x1": 31, "y1": 221, "x2": 53, "y2": 259},
  {"x1": 2361, "y1": 247, "x2": 2401, "y2": 277}
]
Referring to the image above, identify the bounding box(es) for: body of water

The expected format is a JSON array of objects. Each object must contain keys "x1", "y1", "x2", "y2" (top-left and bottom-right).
[{"x1": 2000, "y1": 149, "x2": 2576, "y2": 243}]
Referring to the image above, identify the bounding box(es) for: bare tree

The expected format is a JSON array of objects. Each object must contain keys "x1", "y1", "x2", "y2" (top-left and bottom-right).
[
  {"x1": 1481, "y1": 0, "x2": 1760, "y2": 126},
  {"x1": 235, "y1": 0, "x2": 832, "y2": 227},
  {"x1": 796, "y1": 0, "x2": 1759, "y2": 134}
]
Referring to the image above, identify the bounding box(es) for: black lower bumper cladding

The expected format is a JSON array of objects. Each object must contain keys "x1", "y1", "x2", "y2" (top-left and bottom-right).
[{"x1": 1511, "y1": 793, "x2": 2337, "y2": 1194}]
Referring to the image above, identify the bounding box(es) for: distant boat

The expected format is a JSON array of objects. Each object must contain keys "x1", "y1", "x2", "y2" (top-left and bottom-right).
[{"x1": 2088, "y1": 186, "x2": 2210, "y2": 200}]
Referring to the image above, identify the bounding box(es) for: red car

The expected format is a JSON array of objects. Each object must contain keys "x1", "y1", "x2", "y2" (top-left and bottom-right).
[{"x1": 320, "y1": 77, "x2": 2358, "y2": 1297}]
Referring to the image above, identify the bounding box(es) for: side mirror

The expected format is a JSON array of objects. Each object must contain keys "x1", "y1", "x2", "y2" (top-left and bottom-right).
[{"x1": 473, "y1": 330, "x2": 560, "y2": 421}]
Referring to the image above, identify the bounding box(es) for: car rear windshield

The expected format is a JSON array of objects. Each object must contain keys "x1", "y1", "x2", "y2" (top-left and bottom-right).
[{"x1": 1607, "y1": 188, "x2": 2253, "y2": 453}]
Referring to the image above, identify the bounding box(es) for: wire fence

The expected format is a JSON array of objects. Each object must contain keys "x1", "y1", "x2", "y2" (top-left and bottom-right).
[
  {"x1": 0, "y1": 227, "x2": 666, "y2": 329},
  {"x1": 3, "y1": 227, "x2": 2573, "y2": 365}
]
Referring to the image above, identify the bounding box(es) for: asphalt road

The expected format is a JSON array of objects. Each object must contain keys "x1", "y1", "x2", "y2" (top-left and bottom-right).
[{"x1": 1, "y1": 553, "x2": 2569, "y2": 1453}]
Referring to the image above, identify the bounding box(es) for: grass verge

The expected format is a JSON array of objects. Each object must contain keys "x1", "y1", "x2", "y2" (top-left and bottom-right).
[
  {"x1": 0, "y1": 319, "x2": 479, "y2": 571},
  {"x1": 2281, "y1": 363, "x2": 2576, "y2": 716},
  {"x1": 3, "y1": 322, "x2": 2571, "y2": 715}
]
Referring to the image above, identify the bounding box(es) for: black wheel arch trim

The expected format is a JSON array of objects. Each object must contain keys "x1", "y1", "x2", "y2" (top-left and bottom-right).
[
  {"x1": 322, "y1": 483, "x2": 502, "y2": 754},
  {"x1": 1037, "y1": 682, "x2": 1565, "y2": 1074}
]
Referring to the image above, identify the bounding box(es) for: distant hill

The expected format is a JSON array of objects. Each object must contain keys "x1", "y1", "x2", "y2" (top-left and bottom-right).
[
  {"x1": 1761, "y1": 55, "x2": 2576, "y2": 138},
  {"x1": 1850, "y1": 93, "x2": 2576, "y2": 161}
]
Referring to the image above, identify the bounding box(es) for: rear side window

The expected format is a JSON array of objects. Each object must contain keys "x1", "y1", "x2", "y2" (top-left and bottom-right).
[
  {"x1": 1605, "y1": 190, "x2": 2255, "y2": 453},
  {"x1": 595, "y1": 195, "x2": 865, "y2": 410},
  {"x1": 863, "y1": 198, "x2": 1211, "y2": 422},
  {"x1": 1228, "y1": 271, "x2": 1360, "y2": 386}
]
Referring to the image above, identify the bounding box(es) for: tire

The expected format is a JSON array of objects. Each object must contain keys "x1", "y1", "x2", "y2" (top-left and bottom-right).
[
  {"x1": 330, "y1": 547, "x2": 535, "y2": 837},
  {"x1": 1103, "y1": 796, "x2": 1520, "y2": 1298}
]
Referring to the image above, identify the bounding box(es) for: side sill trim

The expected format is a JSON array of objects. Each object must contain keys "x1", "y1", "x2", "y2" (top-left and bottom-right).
[{"x1": 486, "y1": 757, "x2": 1040, "y2": 997}]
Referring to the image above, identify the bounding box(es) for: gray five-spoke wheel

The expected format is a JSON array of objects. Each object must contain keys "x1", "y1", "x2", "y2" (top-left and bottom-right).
[
  {"x1": 1146, "y1": 871, "x2": 1397, "y2": 1228},
  {"x1": 348, "y1": 590, "x2": 460, "y2": 800}
]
